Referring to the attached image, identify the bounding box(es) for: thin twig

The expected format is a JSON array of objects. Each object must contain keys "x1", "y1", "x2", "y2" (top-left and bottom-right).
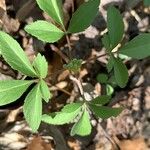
[
  {"x1": 50, "y1": 44, "x2": 69, "y2": 63},
  {"x1": 69, "y1": 75, "x2": 84, "y2": 96},
  {"x1": 99, "y1": 124, "x2": 121, "y2": 150},
  {"x1": 47, "y1": 82, "x2": 72, "y2": 96},
  {"x1": 53, "y1": 85, "x2": 72, "y2": 96},
  {"x1": 82, "y1": 53, "x2": 108, "y2": 64},
  {"x1": 82, "y1": 51, "x2": 118, "y2": 65},
  {"x1": 71, "y1": 0, "x2": 75, "y2": 13}
]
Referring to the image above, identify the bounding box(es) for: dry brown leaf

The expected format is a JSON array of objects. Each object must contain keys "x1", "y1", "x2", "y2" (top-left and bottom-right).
[
  {"x1": 58, "y1": 70, "x2": 70, "y2": 81},
  {"x1": 0, "y1": 0, "x2": 6, "y2": 24},
  {"x1": 119, "y1": 138, "x2": 148, "y2": 150},
  {"x1": 27, "y1": 136, "x2": 52, "y2": 150},
  {"x1": 6, "y1": 107, "x2": 21, "y2": 123}
]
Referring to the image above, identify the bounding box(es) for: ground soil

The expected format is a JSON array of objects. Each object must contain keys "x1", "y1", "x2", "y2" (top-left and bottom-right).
[{"x1": 0, "y1": 0, "x2": 150, "y2": 150}]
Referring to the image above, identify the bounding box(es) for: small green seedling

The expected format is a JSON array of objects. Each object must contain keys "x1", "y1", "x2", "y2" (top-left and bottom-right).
[
  {"x1": 63, "y1": 59, "x2": 82, "y2": 73},
  {"x1": 0, "y1": 0, "x2": 150, "y2": 136}
]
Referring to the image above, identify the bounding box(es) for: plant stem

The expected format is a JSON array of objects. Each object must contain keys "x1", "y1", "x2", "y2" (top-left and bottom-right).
[{"x1": 62, "y1": 25, "x2": 72, "y2": 60}]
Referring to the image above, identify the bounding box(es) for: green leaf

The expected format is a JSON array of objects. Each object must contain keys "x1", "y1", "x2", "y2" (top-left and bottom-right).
[
  {"x1": 32, "y1": 53, "x2": 48, "y2": 78},
  {"x1": 36, "y1": 0, "x2": 64, "y2": 26},
  {"x1": 144, "y1": 0, "x2": 150, "y2": 6},
  {"x1": 119, "y1": 34, "x2": 150, "y2": 59},
  {"x1": 96, "y1": 73, "x2": 108, "y2": 84},
  {"x1": 68, "y1": 0, "x2": 100, "y2": 33},
  {"x1": 63, "y1": 59, "x2": 82, "y2": 73},
  {"x1": 23, "y1": 84, "x2": 42, "y2": 132},
  {"x1": 106, "y1": 84, "x2": 114, "y2": 96},
  {"x1": 40, "y1": 80, "x2": 52, "y2": 103},
  {"x1": 113, "y1": 58, "x2": 128, "y2": 88},
  {"x1": 102, "y1": 33, "x2": 111, "y2": 51},
  {"x1": 0, "y1": 31, "x2": 37, "y2": 77},
  {"x1": 107, "y1": 75, "x2": 117, "y2": 87},
  {"x1": 89, "y1": 104, "x2": 123, "y2": 119},
  {"x1": 0, "y1": 80, "x2": 33, "y2": 106},
  {"x1": 42, "y1": 103, "x2": 82, "y2": 125},
  {"x1": 71, "y1": 109, "x2": 91, "y2": 136},
  {"x1": 62, "y1": 103, "x2": 82, "y2": 113},
  {"x1": 91, "y1": 95, "x2": 111, "y2": 105},
  {"x1": 106, "y1": 57, "x2": 114, "y2": 72},
  {"x1": 25, "y1": 21, "x2": 64, "y2": 43},
  {"x1": 107, "y1": 6, "x2": 124, "y2": 49}
]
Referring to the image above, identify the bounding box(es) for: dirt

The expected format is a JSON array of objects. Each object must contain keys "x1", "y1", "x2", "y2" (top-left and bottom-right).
[{"x1": 0, "y1": 0, "x2": 150, "y2": 150}]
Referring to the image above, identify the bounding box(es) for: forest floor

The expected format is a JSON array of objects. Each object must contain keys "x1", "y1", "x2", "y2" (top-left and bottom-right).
[{"x1": 0, "y1": 0, "x2": 150, "y2": 150}]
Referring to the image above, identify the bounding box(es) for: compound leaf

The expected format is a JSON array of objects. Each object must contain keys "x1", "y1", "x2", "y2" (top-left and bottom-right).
[
  {"x1": 106, "y1": 57, "x2": 114, "y2": 72},
  {"x1": 23, "y1": 84, "x2": 42, "y2": 132},
  {"x1": 89, "y1": 104, "x2": 122, "y2": 119},
  {"x1": 107, "y1": 6, "x2": 124, "y2": 49},
  {"x1": 25, "y1": 21, "x2": 64, "y2": 43},
  {"x1": 36, "y1": 0, "x2": 64, "y2": 26},
  {"x1": 40, "y1": 80, "x2": 52, "y2": 103},
  {"x1": 102, "y1": 33, "x2": 111, "y2": 51},
  {"x1": 71, "y1": 109, "x2": 91, "y2": 136},
  {"x1": 62, "y1": 103, "x2": 82, "y2": 113},
  {"x1": 96, "y1": 73, "x2": 108, "y2": 84},
  {"x1": 42, "y1": 103, "x2": 82, "y2": 125},
  {"x1": 113, "y1": 58, "x2": 128, "y2": 88},
  {"x1": 91, "y1": 95, "x2": 111, "y2": 106},
  {"x1": 0, "y1": 80, "x2": 33, "y2": 106},
  {"x1": 0, "y1": 31, "x2": 37, "y2": 77},
  {"x1": 119, "y1": 34, "x2": 150, "y2": 59},
  {"x1": 32, "y1": 53, "x2": 48, "y2": 78},
  {"x1": 68, "y1": 0, "x2": 100, "y2": 33}
]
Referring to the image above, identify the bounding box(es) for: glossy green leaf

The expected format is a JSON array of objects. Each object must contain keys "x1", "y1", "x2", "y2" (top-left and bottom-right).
[
  {"x1": 68, "y1": 0, "x2": 100, "y2": 33},
  {"x1": 107, "y1": 6, "x2": 124, "y2": 49},
  {"x1": 106, "y1": 57, "x2": 114, "y2": 72},
  {"x1": 106, "y1": 84, "x2": 114, "y2": 96},
  {"x1": 89, "y1": 104, "x2": 122, "y2": 119},
  {"x1": 102, "y1": 33, "x2": 111, "y2": 51},
  {"x1": 91, "y1": 95, "x2": 111, "y2": 105},
  {"x1": 107, "y1": 75, "x2": 117, "y2": 87},
  {"x1": 113, "y1": 58, "x2": 128, "y2": 88},
  {"x1": 96, "y1": 73, "x2": 108, "y2": 84},
  {"x1": 36, "y1": 0, "x2": 64, "y2": 26},
  {"x1": 62, "y1": 103, "x2": 82, "y2": 113},
  {"x1": 23, "y1": 84, "x2": 42, "y2": 132},
  {"x1": 40, "y1": 80, "x2": 52, "y2": 103},
  {"x1": 32, "y1": 53, "x2": 48, "y2": 78},
  {"x1": 42, "y1": 103, "x2": 82, "y2": 125},
  {"x1": 0, "y1": 31, "x2": 37, "y2": 77},
  {"x1": 0, "y1": 80, "x2": 33, "y2": 106},
  {"x1": 119, "y1": 34, "x2": 150, "y2": 59},
  {"x1": 25, "y1": 21, "x2": 64, "y2": 43},
  {"x1": 71, "y1": 109, "x2": 91, "y2": 136}
]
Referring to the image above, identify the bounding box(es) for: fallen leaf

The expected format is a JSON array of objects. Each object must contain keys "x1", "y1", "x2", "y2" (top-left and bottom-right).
[
  {"x1": 0, "y1": 0, "x2": 6, "y2": 24},
  {"x1": 27, "y1": 136, "x2": 52, "y2": 150},
  {"x1": 119, "y1": 138, "x2": 148, "y2": 150}
]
